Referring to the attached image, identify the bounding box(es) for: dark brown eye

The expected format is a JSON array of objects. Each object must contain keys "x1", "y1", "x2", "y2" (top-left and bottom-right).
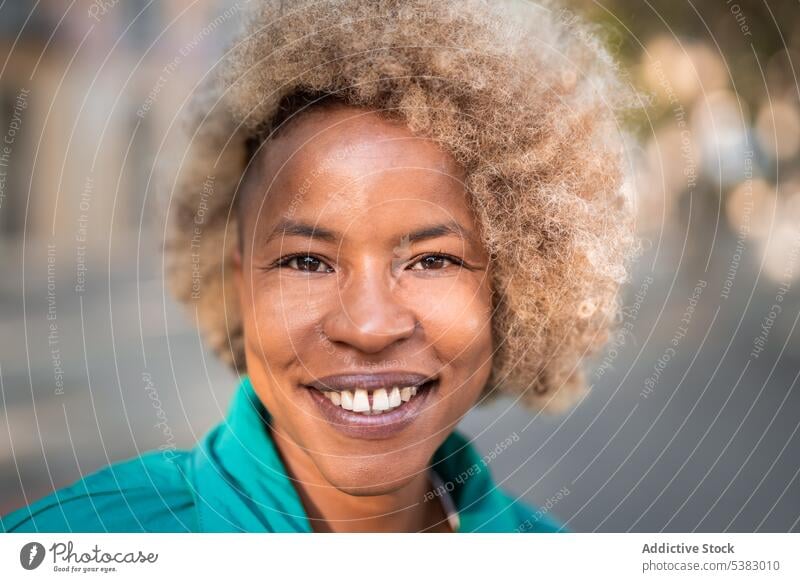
[
  {"x1": 409, "y1": 254, "x2": 461, "y2": 271},
  {"x1": 279, "y1": 254, "x2": 332, "y2": 273}
]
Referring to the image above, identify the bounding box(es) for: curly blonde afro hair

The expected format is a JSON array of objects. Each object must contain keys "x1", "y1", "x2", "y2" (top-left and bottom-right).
[{"x1": 163, "y1": 0, "x2": 639, "y2": 413}]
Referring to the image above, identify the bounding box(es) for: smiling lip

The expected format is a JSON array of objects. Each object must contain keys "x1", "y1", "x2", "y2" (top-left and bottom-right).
[
  {"x1": 302, "y1": 372, "x2": 438, "y2": 440},
  {"x1": 305, "y1": 371, "x2": 435, "y2": 392}
]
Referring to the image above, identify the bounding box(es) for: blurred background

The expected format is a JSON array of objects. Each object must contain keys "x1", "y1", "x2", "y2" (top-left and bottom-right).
[{"x1": 1, "y1": 0, "x2": 798, "y2": 532}]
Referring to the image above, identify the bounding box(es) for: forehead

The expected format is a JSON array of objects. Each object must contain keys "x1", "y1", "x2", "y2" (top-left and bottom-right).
[{"x1": 244, "y1": 105, "x2": 473, "y2": 230}]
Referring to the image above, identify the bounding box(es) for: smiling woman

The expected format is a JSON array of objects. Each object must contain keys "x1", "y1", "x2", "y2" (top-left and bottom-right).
[
  {"x1": 1, "y1": 0, "x2": 636, "y2": 533},
  {"x1": 233, "y1": 102, "x2": 498, "y2": 528}
]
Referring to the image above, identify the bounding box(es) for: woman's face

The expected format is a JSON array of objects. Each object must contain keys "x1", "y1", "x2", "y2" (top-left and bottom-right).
[{"x1": 234, "y1": 104, "x2": 494, "y2": 495}]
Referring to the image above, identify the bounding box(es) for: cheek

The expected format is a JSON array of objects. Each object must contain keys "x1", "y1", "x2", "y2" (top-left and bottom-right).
[
  {"x1": 242, "y1": 275, "x2": 326, "y2": 369},
  {"x1": 411, "y1": 274, "x2": 493, "y2": 373}
]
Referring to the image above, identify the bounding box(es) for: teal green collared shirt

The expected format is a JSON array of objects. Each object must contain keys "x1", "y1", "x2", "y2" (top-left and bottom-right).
[{"x1": 2, "y1": 377, "x2": 563, "y2": 533}]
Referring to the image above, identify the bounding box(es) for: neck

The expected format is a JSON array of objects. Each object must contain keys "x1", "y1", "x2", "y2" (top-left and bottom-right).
[{"x1": 270, "y1": 425, "x2": 450, "y2": 533}]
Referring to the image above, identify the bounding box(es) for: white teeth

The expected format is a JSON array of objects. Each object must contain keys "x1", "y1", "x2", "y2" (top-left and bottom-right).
[
  {"x1": 372, "y1": 388, "x2": 390, "y2": 412},
  {"x1": 340, "y1": 390, "x2": 354, "y2": 410},
  {"x1": 352, "y1": 389, "x2": 370, "y2": 412},
  {"x1": 319, "y1": 383, "x2": 425, "y2": 415}
]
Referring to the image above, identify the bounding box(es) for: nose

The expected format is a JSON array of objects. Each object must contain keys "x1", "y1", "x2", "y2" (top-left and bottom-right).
[{"x1": 320, "y1": 260, "x2": 417, "y2": 354}]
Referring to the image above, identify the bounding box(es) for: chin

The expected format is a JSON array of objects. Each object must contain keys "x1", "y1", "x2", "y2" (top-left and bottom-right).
[{"x1": 315, "y1": 457, "x2": 426, "y2": 496}]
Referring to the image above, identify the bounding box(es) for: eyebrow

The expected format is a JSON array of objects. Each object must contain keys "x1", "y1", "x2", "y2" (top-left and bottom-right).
[{"x1": 264, "y1": 218, "x2": 478, "y2": 246}]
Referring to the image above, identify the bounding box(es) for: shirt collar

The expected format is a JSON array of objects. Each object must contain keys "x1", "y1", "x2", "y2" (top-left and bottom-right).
[{"x1": 189, "y1": 376, "x2": 523, "y2": 532}]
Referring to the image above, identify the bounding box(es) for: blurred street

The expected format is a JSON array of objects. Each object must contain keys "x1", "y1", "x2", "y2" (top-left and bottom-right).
[
  {"x1": 2, "y1": 219, "x2": 798, "y2": 531},
  {"x1": 1, "y1": 0, "x2": 799, "y2": 532}
]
